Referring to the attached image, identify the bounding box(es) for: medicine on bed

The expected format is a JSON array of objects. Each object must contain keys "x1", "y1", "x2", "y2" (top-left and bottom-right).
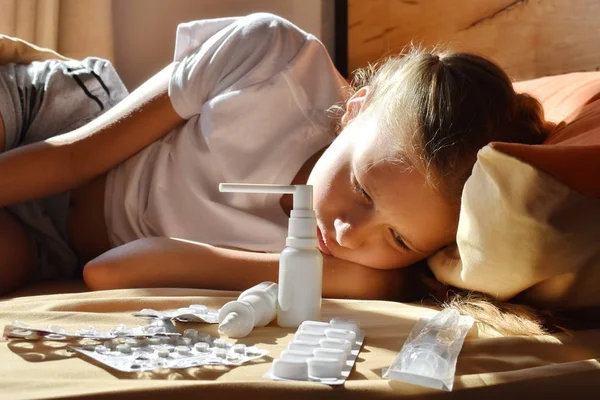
[
  {"x1": 288, "y1": 339, "x2": 321, "y2": 352},
  {"x1": 265, "y1": 318, "x2": 364, "y2": 385},
  {"x1": 325, "y1": 328, "x2": 356, "y2": 343},
  {"x1": 280, "y1": 349, "x2": 313, "y2": 362},
  {"x1": 294, "y1": 330, "x2": 326, "y2": 342},
  {"x1": 313, "y1": 347, "x2": 346, "y2": 363},
  {"x1": 157, "y1": 349, "x2": 170, "y2": 358},
  {"x1": 213, "y1": 338, "x2": 228, "y2": 348},
  {"x1": 299, "y1": 321, "x2": 330, "y2": 334},
  {"x1": 272, "y1": 358, "x2": 309, "y2": 380},
  {"x1": 232, "y1": 344, "x2": 246, "y2": 355},
  {"x1": 319, "y1": 338, "x2": 352, "y2": 356},
  {"x1": 190, "y1": 304, "x2": 208, "y2": 314},
  {"x1": 329, "y1": 319, "x2": 360, "y2": 335},
  {"x1": 194, "y1": 342, "x2": 210, "y2": 353},
  {"x1": 175, "y1": 345, "x2": 191, "y2": 355},
  {"x1": 307, "y1": 357, "x2": 343, "y2": 379}
]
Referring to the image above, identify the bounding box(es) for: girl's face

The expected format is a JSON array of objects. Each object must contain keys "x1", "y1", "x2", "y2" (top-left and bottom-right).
[{"x1": 307, "y1": 93, "x2": 458, "y2": 270}]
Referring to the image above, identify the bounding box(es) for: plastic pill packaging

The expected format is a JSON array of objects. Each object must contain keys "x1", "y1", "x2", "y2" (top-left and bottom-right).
[
  {"x1": 265, "y1": 318, "x2": 364, "y2": 385},
  {"x1": 71, "y1": 329, "x2": 268, "y2": 372},
  {"x1": 3, "y1": 320, "x2": 174, "y2": 341},
  {"x1": 132, "y1": 304, "x2": 219, "y2": 323}
]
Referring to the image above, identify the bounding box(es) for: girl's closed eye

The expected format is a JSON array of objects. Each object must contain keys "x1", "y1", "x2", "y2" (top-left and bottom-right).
[
  {"x1": 390, "y1": 228, "x2": 411, "y2": 252},
  {"x1": 350, "y1": 171, "x2": 371, "y2": 202}
]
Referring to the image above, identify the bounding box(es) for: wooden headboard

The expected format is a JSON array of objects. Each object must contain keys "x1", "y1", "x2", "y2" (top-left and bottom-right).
[{"x1": 348, "y1": 0, "x2": 600, "y2": 81}]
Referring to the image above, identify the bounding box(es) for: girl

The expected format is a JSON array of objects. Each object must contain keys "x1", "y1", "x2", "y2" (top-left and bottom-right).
[{"x1": 0, "y1": 13, "x2": 550, "y2": 300}]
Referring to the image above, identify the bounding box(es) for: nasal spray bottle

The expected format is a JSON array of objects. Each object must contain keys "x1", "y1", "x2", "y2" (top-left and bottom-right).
[
  {"x1": 218, "y1": 281, "x2": 279, "y2": 338},
  {"x1": 219, "y1": 183, "x2": 323, "y2": 328}
]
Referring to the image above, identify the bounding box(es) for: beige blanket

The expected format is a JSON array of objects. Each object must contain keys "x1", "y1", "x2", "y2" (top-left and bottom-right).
[{"x1": 1, "y1": 283, "x2": 599, "y2": 399}]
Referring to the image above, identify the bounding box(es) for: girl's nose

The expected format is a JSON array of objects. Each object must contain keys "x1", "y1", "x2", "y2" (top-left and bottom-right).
[{"x1": 334, "y1": 216, "x2": 373, "y2": 250}]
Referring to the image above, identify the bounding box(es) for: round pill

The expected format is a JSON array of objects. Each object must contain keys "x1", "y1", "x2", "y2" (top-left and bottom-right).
[
  {"x1": 329, "y1": 319, "x2": 360, "y2": 335},
  {"x1": 183, "y1": 329, "x2": 198, "y2": 338},
  {"x1": 319, "y1": 338, "x2": 352, "y2": 356},
  {"x1": 272, "y1": 358, "x2": 308, "y2": 380},
  {"x1": 190, "y1": 304, "x2": 207, "y2": 314},
  {"x1": 307, "y1": 357, "x2": 343, "y2": 379},
  {"x1": 147, "y1": 337, "x2": 162, "y2": 346},
  {"x1": 157, "y1": 349, "x2": 170, "y2": 358},
  {"x1": 117, "y1": 344, "x2": 132, "y2": 354},
  {"x1": 196, "y1": 333, "x2": 211, "y2": 342},
  {"x1": 175, "y1": 345, "x2": 191, "y2": 355},
  {"x1": 125, "y1": 338, "x2": 139, "y2": 346},
  {"x1": 313, "y1": 347, "x2": 347, "y2": 363},
  {"x1": 299, "y1": 321, "x2": 330, "y2": 334},
  {"x1": 232, "y1": 344, "x2": 246, "y2": 355},
  {"x1": 215, "y1": 348, "x2": 227, "y2": 359},
  {"x1": 94, "y1": 345, "x2": 109, "y2": 354},
  {"x1": 194, "y1": 342, "x2": 210, "y2": 353},
  {"x1": 213, "y1": 338, "x2": 228, "y2": 348},
  {"x1": 9, "y1": 329, "x2": 33, "y2": 338},
  {"x1": 325, "y1": 328, "x2": 356, "y2": 343}
]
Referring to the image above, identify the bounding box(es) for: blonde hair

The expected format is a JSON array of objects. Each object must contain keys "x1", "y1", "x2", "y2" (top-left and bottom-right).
[
  {"x1": 352, "y1": 47, "x2": 556, "y2": 335},
  {"x1": 353, "y1": 47, "x2": 551, "y2": 204}
]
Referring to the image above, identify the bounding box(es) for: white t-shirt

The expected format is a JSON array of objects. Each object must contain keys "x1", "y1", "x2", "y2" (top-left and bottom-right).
[{"x1": 104, "y1": 13, "x2": 348, "y2": 252}]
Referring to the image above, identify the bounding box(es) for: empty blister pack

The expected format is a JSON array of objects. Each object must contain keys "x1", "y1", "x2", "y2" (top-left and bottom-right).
[
  {"x1": 71, "y1": 329, "x2": 268, "y2": 372},
  {"x1": 3, "y1": 320, "x2": 176, "y2": 341},
  {"x1": 265, "y1": 318, "x2": 364, "y2": 385},
  {"x1": 132, "y1": 304, "x2": 219, "y2": 323}
]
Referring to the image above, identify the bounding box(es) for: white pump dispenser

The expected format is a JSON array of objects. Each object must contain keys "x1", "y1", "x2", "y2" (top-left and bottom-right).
[
  {"x1": 218, "y1": 281, "x2": 279, "y2": 338},
  {"x1": 219, "y1": 183, "x2": 323, "y2": 328}
]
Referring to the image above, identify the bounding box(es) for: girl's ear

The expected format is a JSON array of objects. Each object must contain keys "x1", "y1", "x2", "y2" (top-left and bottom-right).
[{"x1": 340, "y1": 86, "x2": 370, "y2": 128}]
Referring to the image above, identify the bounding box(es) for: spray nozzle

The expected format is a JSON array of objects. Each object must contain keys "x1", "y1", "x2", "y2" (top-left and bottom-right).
[
  {"x1": 219, "y1": 183, "x2": 317, "y2": 248},
  {"x1": 219, "y1": 183, "x2": 313, "y2": 210}
]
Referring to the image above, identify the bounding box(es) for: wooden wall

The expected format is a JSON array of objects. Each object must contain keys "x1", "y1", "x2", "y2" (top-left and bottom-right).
[{"x1": 348, "y1": 0, "x2": 600, "y2": 81}]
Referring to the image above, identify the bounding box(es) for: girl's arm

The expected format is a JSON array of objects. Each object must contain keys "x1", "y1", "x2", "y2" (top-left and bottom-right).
[
  {"x1": 83, "y1": 237, "x2": 416, "y2": 301},
  {"x1": 0, "y1": 65, "x2": 184, "y2": 207}
]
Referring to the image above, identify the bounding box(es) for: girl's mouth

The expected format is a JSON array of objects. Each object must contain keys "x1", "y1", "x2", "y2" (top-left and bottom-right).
[{"x1": 317, "y1": 226, "x2": 332, "y2": 255}]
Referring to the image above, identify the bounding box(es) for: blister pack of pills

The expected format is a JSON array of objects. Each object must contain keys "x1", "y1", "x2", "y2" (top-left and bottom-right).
[
  {"x1": 71, "y1": 329, "x2": 268, "y2": 372},
  {"x1": 132, "y1": 304, "x2": 219, "y2": 323},
  {"x1": 265, "y1": 318, "x2": 364, "y2": 385},
  {"x1": 3, "y1": 320, "x2": 175, "y2": 341}
]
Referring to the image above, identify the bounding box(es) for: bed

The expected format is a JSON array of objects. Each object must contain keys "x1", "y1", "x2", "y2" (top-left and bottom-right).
[{"x1": 2, "y1": 2, "x2": 600, "y2": 398}]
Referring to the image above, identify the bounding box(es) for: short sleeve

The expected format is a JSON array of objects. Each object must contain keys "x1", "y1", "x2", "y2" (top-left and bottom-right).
[{"x1": 168, "y1": 13, "x2": 309, "y2": 119}]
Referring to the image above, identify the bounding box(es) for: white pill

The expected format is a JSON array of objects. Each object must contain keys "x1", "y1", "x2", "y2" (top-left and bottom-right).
[
  {"x1": 329, "y1": 319, "x2": 360, "y2": 335},
  {"x1": 9, "y1": 329, "x2": 33, "y2": 338},
  {"x1": 94, "y1": 345, "x2": 110, "y2": 354},
  {"x1": 175, "y1": 345, "x2": 191, "y2": 355},
  {"x1": 313, "y1": 347, "x2": 347, "y2": 363},
  {"x1": 157, "y1": 349, "x2": 170, "y2": 358},
  {"x1": 325, "y1": 328, "x2": 356, "y2": 343},
  {"x1": 288, "y1": 339, "x2": 320, "y2": 353},
  {"x1": 272, "y1": 358, "x2": 309, "y2": 380},
  {"x1": 194, "y1": 342, "x2": 210, "y2": 353},
  {"x1": 213, "y1": 338, "x2": 228, "y2": 348},
  {"x1": 280, "y1": 349, "x2": 313, "y2": 362},
  {"x1": 215, "y1": 348, "x2": 227, "y2": 359},
  {"x1": 183, "y1": 329, "x2": 198, "y2": 338},
  {"x1": 190, "y1": 304, "x2": 208, "y2": 314},
  {"x1": 299, "y1": 321, "x2": 330, "y2": 334},
  {"x1": 232, "y1": 344, "x2": 246, "y2": 355},
  {"x1": 307, "y1": 357, "x2": 343, "y2": 379},
  {"x1": 294, "y1": 330, "x2": 326, "y2": 342},
  {"x1": 117, "y1": 344, "x2": 132, "y2": 354},
  {"x1": 125, "y1": 338, "x2": 139, "y2": 346},
  {"x1": 319, "y1": 338, "x2": 352, "y2": 356},
  {"x1": 147, "y1": 337, "x2": 162, "y2": 346},
  {"x1": 196, "y1": 333, "x2": 211, "y2": 342}
]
